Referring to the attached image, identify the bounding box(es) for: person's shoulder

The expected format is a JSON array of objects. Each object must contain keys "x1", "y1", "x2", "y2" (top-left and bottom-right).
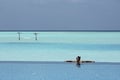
[
  {"x1": 81, "y1": 61, "x2": 95, "y2": 63},
  {"x1": 65, "y1": 60, "x2": 76, "y2": 62}
]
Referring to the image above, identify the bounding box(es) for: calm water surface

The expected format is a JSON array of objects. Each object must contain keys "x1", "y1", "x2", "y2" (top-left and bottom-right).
[
  {"x1": 0, "y1": 32, "x2": 120, "y2": 62},
  {"x1": 0, "y1": 62, "x2": 120, "y2": 80}
]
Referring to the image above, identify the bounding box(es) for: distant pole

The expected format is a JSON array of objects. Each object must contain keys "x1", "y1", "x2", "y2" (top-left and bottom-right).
[
  {"x1": 34, "y1": 33, "x2": 38, "y2": 40},
  {"x1": 17, "y1": 32, "x2": 21, "y2": 40}
]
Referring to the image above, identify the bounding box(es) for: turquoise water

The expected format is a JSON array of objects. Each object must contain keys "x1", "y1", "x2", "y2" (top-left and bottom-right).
[{"x1": 0, "y1": 32, "x2": 120, "y2": 62}]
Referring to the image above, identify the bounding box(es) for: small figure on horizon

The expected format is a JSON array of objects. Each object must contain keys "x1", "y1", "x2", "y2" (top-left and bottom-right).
[{"x1": 65, "y1": 56, "x2": 95, "y2": 64}]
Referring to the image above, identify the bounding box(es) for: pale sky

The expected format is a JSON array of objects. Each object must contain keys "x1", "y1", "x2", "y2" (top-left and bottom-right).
[{"x1": 0, "y1": 0, "x2": 120, "y2": 30}]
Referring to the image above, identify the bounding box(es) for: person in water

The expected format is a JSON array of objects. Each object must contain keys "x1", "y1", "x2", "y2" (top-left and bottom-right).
[
  {"x1": 76, "y1": 56, "x2": 81, "y2": 65},
  {"x1": 65, "y1": 56, "x2": 95, "y2": 64}
]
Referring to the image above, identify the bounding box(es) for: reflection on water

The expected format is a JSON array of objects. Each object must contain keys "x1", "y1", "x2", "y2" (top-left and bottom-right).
[{"x1": 76, "y1": 63, "x2": 81, "y2": 68}]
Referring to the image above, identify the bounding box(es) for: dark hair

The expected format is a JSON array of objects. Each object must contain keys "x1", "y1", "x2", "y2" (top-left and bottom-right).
[{"x1": 76, "y1": 56, "x2": 81, "y2": 60}]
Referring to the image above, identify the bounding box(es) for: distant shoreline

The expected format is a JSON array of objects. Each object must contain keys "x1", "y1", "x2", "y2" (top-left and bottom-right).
[{"x1": 0, "y1": 30, "x2": 120, "y2": 32}]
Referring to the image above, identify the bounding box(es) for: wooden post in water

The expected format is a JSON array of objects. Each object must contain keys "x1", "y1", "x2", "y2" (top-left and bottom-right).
[
  {"x1": 17, "y1": 32, "x2": 21, "y2": 40},
  {"x1": 34, "y1": 32, "x2": 38, "y2": 40}
]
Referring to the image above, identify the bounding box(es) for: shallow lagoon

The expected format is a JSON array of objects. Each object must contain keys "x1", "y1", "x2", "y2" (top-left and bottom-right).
[{"x1": 0, "y1": 32, "x2": 120, "y2": 62}]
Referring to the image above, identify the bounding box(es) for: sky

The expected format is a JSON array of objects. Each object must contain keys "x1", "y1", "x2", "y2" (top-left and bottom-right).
[{"x1": 0, "y1": 0, "x2": 120, "y2": 30}]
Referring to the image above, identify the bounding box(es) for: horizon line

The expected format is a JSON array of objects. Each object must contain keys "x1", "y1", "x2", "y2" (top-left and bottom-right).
[{"x1": 0, "y1": 30, "x2": 120, "y2": 32}]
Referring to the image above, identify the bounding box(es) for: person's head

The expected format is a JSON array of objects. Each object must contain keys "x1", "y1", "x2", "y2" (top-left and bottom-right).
[{"x1": 76, "y1": 56, "x2": 81, "y2": 62}]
